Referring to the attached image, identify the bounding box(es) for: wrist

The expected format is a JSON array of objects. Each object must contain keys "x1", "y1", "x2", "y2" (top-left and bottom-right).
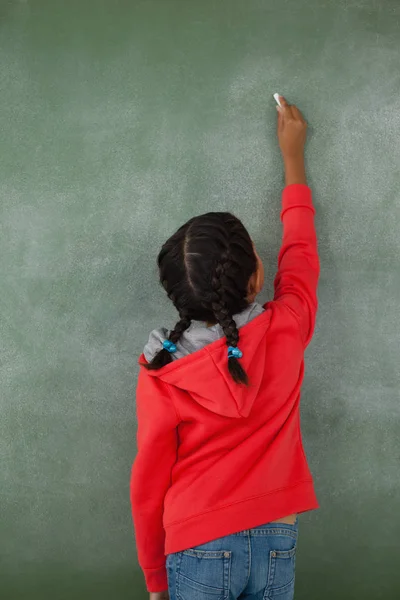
[
  {"x1": 283, "y1": 155, "x2": 306, "y2": 186},
  {"x1": 283, "y1": 153, "x2": 305, "y2": 167}
]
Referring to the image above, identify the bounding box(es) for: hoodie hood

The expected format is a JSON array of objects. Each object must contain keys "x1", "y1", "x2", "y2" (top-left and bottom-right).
[{"x1": 141, "y1": 303, "x2": 270, "y2": 418}]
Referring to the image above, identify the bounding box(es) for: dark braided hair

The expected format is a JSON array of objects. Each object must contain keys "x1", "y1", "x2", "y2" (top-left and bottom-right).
[{"x1": 144, "y1": 212, "x2": 258, "y2": 385}]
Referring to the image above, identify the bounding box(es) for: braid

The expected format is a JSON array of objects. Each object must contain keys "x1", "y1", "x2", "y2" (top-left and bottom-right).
[
  {"x1": 211, "y1": 258, "x2": 249, "y2": 385},
  {"x1": 169, "y1": 313, "x2": 191, "y2": 345},
  {"x1": 143, "y1": 312, "x2": 191, "y2": 371}
]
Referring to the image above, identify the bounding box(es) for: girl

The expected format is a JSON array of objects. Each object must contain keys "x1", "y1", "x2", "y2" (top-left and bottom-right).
[{"x1": 131, "y1": 97, "x2": 319, "y2": 600}]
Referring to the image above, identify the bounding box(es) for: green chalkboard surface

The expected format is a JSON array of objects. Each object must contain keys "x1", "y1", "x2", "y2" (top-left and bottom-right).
[{"x1": 1, "y1": 1, "x2": 400, "y2": 599}]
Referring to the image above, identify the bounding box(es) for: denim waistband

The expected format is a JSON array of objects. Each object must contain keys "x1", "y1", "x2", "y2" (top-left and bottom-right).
[{"x1": 233, "y1": 519, "x2": 298, "y2": 538}]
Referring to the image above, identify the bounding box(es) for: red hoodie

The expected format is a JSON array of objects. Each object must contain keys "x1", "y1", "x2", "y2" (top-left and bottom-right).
[{"x1": 131, "y1": 184, "x2": 320, "y2": 592}]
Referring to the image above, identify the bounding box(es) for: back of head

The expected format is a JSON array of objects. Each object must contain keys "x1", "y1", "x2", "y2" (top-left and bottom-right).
[{"x1": 144, "y1": 212, "x2": 258, "y2": 385}]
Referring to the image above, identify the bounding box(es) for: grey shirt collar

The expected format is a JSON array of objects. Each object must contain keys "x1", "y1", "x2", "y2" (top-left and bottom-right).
[{"x1": 144, "y1": 302, "x2": 264, "y2": 362}]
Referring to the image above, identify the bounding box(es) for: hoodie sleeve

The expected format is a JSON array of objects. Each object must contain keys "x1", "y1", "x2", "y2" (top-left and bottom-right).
[
  {"x1": 272, "y1": 184, "x2": 320, "y2": 346},
  {"x1": 130, "y1": 370, "x2": 179, "y2": 592}
]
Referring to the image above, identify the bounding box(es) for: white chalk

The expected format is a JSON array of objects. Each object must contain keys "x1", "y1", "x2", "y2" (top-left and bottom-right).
[{"x1": 273, "y1": 93, "x2": 282, "y2": 107}]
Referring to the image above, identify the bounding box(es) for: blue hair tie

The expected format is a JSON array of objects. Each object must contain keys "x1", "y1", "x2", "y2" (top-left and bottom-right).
[
  {"x1": 228, "y1": 346, "x2": 243, "y2": 359},
  {"x1": 163, "y1": 340, "x2": 177, "y2": 353}
]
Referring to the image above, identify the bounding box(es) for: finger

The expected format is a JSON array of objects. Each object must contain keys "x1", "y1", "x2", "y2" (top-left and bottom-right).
[
  {"x1": 279, "y1": 96, "x2": 289, "y2": 108},
  {"x1": 278, "y1": 96, "x2": 294, "y2": 119},
  {"x1": 276, "y1": 105, "x2": 284, "y2": 131},
  {"x1": 291, "y1": 105, "x2": 306, "y2": 122}
]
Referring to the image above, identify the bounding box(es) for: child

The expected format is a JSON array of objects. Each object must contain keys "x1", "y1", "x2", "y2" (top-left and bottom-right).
[{"x1": 131, "y1": 97, "x2": 319, "y2": 600}]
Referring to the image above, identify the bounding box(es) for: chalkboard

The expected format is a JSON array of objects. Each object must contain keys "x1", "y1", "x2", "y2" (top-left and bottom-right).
[{"x1": 1, "y1": 1, "x2": 400, "y2": 599}]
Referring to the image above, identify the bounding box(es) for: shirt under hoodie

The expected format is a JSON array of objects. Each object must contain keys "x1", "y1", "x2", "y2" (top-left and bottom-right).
[{"x1": 131, "y1": 184, "x2": 320, "y2": 593}]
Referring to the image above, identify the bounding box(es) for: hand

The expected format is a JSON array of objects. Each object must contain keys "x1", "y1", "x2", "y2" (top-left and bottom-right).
[
  {"x1": 276, "y1": 96, "x2": 307, "y2": 162},
  {"x1": 149, "y1": 592, "x2": 169, "y2": 600}
]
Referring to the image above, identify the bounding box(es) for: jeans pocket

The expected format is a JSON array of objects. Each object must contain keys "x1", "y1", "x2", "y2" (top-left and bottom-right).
[
  {"x1": 176, "y1": 549, "x2": 231, "y2": 600},
  {"x1": 265, "y1": 546, "x2": 296, "y2": 599}
]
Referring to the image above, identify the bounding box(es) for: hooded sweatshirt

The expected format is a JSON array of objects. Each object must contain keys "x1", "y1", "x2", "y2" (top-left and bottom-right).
[{"x1": 131, "y1": 184, "x2": 320, "y2": 593}]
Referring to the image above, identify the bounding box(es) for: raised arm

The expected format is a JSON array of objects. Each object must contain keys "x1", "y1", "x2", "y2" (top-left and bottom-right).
[{"x1": 273, "y1": 97, "x2": 320, "y2": 346}]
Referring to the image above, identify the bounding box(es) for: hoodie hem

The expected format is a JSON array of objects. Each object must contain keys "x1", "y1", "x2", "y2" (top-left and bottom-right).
[{"x1": 164, "y1": 479, "x2": 318, "y2": 555}]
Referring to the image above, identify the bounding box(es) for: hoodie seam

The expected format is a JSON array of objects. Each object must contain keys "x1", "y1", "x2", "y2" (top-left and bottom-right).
[
  {"x1": 164, "y1": 383, "x2": 182, "y2": 423},
  {"x1": 164, "y1": 479, "x2": 313, "y2": 527},
  {"x1": 143, "y1": 564, "x2": 166, "y2": 572},
  {"x1": 273, "y1": 299, "x2": 304, "y2": 340}
]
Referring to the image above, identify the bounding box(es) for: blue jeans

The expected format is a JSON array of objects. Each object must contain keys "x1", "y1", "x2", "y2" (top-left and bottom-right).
[{"x1": 166, "y1": 520, "x2": 298, "y2": 600}]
